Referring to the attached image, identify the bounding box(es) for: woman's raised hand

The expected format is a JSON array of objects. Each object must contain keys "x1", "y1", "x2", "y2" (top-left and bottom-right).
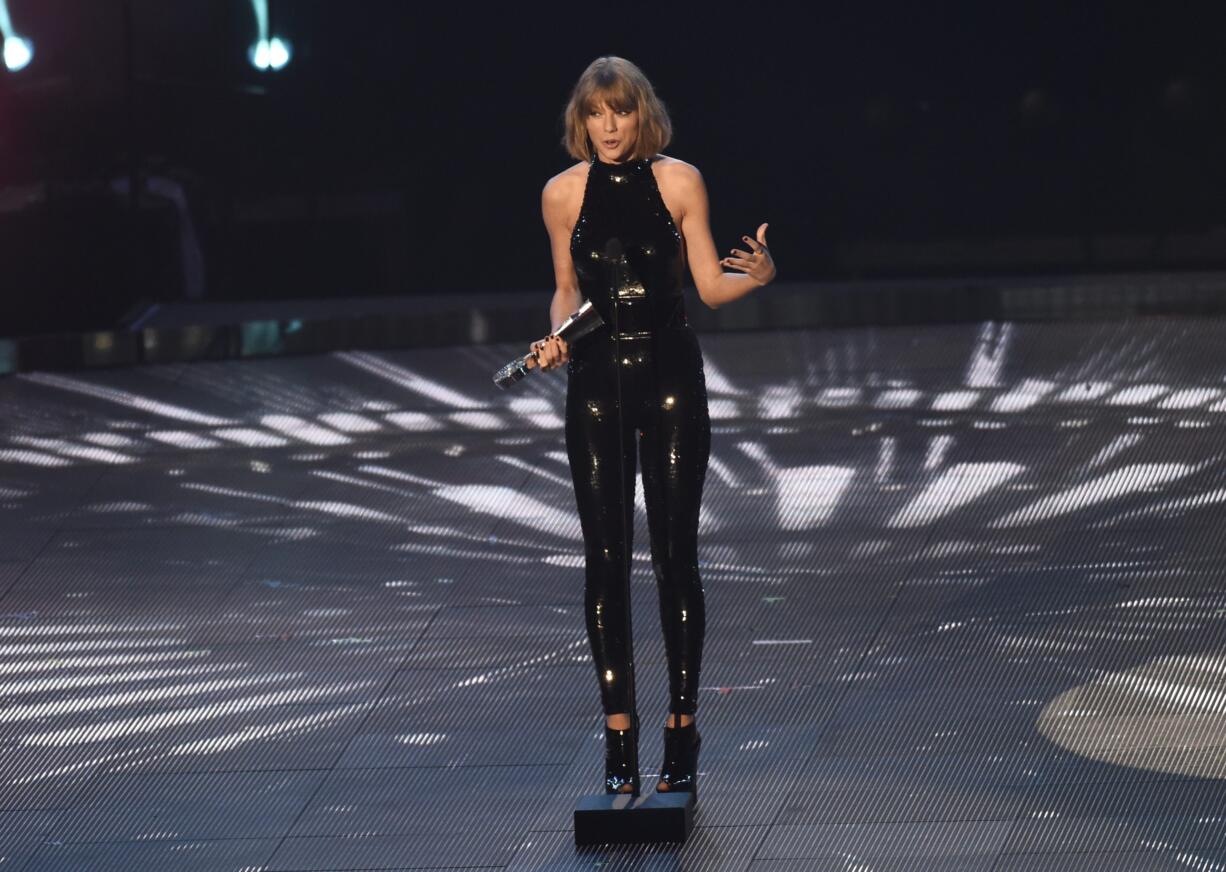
[
  {"x1": 529, "y1": 334, "x2": 570, "y2": 371},
  {"x1": 720, "y1": 222, "x2": 776, "y2": 288}
]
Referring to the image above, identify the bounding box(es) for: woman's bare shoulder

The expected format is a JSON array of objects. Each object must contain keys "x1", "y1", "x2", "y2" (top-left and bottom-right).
[
  {"x1": 652, "y1": 155, "x2": 704, "y2": 206},
  {"x1": 543, "y1": 161, "x2": 590, "y2": 199},
  {"x1": 653, "y1": 154, "x2": 703, "y2": 186},
  {"x1": 654, "y1": 153, "x2": 699, "y2": 173}
]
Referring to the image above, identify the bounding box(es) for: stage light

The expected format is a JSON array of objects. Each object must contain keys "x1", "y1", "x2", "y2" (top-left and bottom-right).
[
  {"x1": 0, "y1": 0, "x2": 32, "y2": 72},
  {"x1": 266, "y1": 36, "x2": 290, "y2": 69},
  {"x1": 247, "y1": 0, "x2": 291, "y2": 72},
  {"x1": 249, "y1": 36, "x2": 292, "y2": 71},
  {"x1": 3, "y1": 35, "x2": 31, "y2": 72}
]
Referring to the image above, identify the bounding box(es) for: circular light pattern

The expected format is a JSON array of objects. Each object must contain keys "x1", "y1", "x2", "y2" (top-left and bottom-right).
[{"x1": 1038, "y1": 652, "x2": 1226, "y2": 779}]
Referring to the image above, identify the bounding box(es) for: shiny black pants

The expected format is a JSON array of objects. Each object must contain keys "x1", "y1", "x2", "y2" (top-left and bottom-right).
[{"x1": 565, "y1": 327, "x2": 710, "y2": 717}]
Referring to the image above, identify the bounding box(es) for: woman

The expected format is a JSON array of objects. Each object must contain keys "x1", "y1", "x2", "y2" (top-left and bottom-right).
[{"x1": 531, "y1": 56, "x2": 776, "y2": 797}]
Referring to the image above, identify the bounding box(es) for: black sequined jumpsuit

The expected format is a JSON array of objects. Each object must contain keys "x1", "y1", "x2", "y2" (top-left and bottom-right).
[{"x1": 566, "y1": 153, "x2": 711, "y2": 718}]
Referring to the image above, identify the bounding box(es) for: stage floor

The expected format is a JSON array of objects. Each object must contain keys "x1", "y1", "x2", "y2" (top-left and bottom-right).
[{"x1": 1, "y1": 319, "x2": 1225, "y2": 870}]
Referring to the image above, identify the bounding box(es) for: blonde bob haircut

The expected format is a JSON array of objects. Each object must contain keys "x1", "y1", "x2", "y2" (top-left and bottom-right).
[{"x1": 561, "y1": 56, "x2": 673, "y2": 162}]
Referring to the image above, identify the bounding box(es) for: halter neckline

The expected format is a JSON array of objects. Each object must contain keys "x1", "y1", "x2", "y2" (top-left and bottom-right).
[{"x1": 590, "y1": 154, "x2": 653, "y2": 170}]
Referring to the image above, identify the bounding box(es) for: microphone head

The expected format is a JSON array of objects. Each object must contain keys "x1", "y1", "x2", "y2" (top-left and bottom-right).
[{"x1": 604, "y1": 237, "x2": 624, "y2": 259}]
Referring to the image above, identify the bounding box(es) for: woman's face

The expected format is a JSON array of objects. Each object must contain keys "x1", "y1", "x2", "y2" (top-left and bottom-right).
[{"x1": 585, "y1": 99, "x2": 639, "y2": 164}]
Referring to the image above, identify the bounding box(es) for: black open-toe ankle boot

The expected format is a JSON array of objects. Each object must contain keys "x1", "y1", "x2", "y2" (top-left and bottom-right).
[
  {"x1": 657, "y1": 717, "x2": 701, "y2": 798},
  {"x1": 604, "y1": 713, "x2": 640, "y2": 795}
]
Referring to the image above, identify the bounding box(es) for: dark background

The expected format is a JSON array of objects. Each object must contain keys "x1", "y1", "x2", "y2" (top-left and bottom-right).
[{"x1": 2, "y1": 0, "x2": 1225, "y2": 337}]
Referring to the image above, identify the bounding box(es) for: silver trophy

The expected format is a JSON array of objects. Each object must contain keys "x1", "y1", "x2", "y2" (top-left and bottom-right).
[{"x1": 493, "y1": 300, "x2": 605, "y2": 388}]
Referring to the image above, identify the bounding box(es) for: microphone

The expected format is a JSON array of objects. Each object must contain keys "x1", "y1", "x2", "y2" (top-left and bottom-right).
[{"x1": 493, "y1": 299, "x2": 605, "y2": 388}]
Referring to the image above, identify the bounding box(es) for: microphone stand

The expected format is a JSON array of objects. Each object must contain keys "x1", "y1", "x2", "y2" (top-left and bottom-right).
[{"x1": 605, "y1": 237, "x2": 638, "y2": 751}]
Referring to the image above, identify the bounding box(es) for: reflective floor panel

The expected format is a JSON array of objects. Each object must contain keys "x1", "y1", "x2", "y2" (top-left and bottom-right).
[{"x1": 2, "y1": 319, "x2": 1226, "y2": 869}]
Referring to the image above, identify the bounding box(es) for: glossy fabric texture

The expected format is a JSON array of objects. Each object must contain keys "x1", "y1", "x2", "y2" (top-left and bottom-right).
[
  {"x1": 658, "y1": 720, "x2": 701, "y2": 795},
  {"x1": 566, "y1": 154, "x2": 711, "y2": 717},
  {"x1": 603, "y1": 715, "x2": 641, "y2": 795}
]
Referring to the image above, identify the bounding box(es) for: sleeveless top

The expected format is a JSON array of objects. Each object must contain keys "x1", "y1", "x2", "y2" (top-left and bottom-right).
[{"x1": 570, "y1": 154, "x2": 687, "y2": 342}]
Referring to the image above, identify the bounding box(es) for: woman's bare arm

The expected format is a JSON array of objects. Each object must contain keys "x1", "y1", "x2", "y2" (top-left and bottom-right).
[
  {"x1": 534, "y1": 172, "x2": 583, "y2": 368},
  {"x1": 542, "y1": 174, "x2": 584, "y2": 329},
  {"x1": 671, "y1": 162, "x2": 775, "y2": 309}
]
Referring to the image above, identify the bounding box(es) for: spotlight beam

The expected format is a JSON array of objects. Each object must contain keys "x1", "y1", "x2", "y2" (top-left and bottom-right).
[
  {"x1": 248, "y1": 0, "x2": 291, "y2": 72},
  {"x1": 0, "y1": 0, "x2": 33, "y2": 73}
]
